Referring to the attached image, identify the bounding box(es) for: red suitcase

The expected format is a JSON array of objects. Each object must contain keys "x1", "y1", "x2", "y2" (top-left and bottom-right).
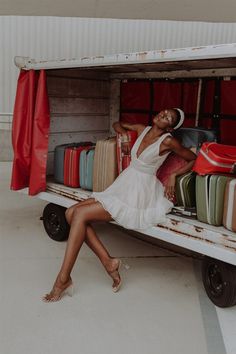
[
  {"x1": 117, "y1": 131, "x2": 137, "y2": 174},
  {"x1": 192, "y1": 142, "x2": 236, "y2": 176},
  {"x1": 64, "y1": 146, "x2": 91, "y2": 187}
]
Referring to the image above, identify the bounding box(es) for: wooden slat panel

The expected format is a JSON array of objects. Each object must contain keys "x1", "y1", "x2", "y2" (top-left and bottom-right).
[
  {"x1": 48, "y1": 131, "x2": 109, "y2": 152},
  {"x1": 47, "y1": 76, "x2": 109, "y2": 97},
  {"x1": 49, "y1": 97, "x2": 109, "y2": 114},
  {"x1": 47, "y1": 69, "x2": 109, "y2": 80},
  {"x1": 109, "y1": 79, "x2": 120, "y2": 133},
  {"x1": 50, "y1": 115, "x2": 110, "y2": 133}
]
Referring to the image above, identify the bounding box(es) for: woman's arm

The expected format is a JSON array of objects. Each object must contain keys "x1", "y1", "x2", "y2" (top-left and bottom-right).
[
  {"x1": 112, "y1": 121, "x2": 145, "y2": 136},
  {"x1": 163, "y1": 137, "x2": 197, "y2": 200}
]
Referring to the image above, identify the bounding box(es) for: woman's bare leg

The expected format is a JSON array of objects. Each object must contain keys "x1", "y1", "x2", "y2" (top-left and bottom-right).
[
  {"x1": 66, "y1": 200, "x2": 118, "y2": 273},
  {"x1": 43, "y1": 202, "x2": 121, "y2": 301}
]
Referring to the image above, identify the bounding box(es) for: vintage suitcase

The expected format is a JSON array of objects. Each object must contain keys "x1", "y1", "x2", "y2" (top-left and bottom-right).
[
  {"x1": 79, "y1": 148, "x2": 95, "y2": 190},
  {"x1": 196, "y1": 175, "x2": 231, "y2": 225},
  {"x1": 193, "y1": 142, "x2": 236, "y2": 176},
  {"x1": 171, "y1": 206, "x2": 197, "y2": 218},
  {"x1": 54, "y1": 142, "x2": 92, "y2": 184},
  {"x1": 173, "y1": 127, "x2": 217, "y2": 153},
  {"x1": 175, "y1": 171, "x2": 196, "y2": 208},
  {"x1": 93, "y1": 137, "x2": 118, "y2": 192},
  {"x1": 64, "y1": 146, "x2": 92, "y2": 187},
  {"x1": 117, "y1": 131, "x2": 137, "y2": 174},
  {"x1": 156, "y1": 153, "x2": 188, "y2": 205},
  {"x1": 223, "y1": 179, "x2": 236, "y2": 232}
]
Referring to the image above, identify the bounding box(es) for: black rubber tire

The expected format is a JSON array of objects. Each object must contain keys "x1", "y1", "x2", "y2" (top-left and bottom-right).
[
  {"x1": 42, "y1": 203, "x2": 70, "y2": 242},
  {"x1": 202, "y1": 257, "x2": 236, "y2": 308}
]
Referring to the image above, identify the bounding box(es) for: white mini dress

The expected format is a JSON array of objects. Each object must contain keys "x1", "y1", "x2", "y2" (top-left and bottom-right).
[{"x1": 91, "y1": 126, "x2": 174, "y2": 230}]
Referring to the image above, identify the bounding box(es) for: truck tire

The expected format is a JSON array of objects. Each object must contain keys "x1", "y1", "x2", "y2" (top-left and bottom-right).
[
  {"x1": 42, "y1": 203, "x2": 70, "y2": 242},
  {"x1": 202, "y1": 257, "x2": 236, "y2": 308}
]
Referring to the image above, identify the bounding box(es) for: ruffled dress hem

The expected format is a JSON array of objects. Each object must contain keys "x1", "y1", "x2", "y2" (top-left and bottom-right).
[{"x1": 91, "y1": 192, "x2": 173, "y2": 230}]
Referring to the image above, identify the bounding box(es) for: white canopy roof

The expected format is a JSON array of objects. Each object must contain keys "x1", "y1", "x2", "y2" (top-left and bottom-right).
[
  {"x1": 15, "y1": 43, "x2": 236, "y2": 71},
  {"x1": 0, "y1": 0, "x2": 236, "y2": 22}
]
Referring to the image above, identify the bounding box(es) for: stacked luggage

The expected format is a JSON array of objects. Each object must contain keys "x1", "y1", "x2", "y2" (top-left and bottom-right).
[
  {"x1": 175, "y1": 171, "x2": 196, "y2": 208},
  {"x1": 93, "y1": 137, "x2": 118, "y2": 192},
  {"x1": 64, "y1": 145, "x2": 94, "y2": 188},
  {"x1": 223, "y1": 179, "x2": 236, "y2": 232},
  {"x1": 116, "y1": 131, "x2": 137, "y2": 174},
  {"x1": 164, "y1": 128, "x2": 235, "y2": 226},
  {"x1": 54, "y1": 142, "x2": 92, "y2": 184},
  {"x1": 158, "y1": 127, "x2": 217, "y2": 217},
  {"x1": 193, "y1": 142, "x2": 236, "y2": 229},
  {"x1": 54, "y1": 142, "x2": 95, "y2": 189},
  {"x1": 195, "y1": 175, "x2": 231, "y2": 225},
  {"x1": 52, "y1": 126, "x2": 236, "y2": 234},
  {"x1": 80, "y1": 148, "x2": 95, "y2": 190},
  {"x1": 53, "y1": 137, "x2": 118, "y2": 192}
]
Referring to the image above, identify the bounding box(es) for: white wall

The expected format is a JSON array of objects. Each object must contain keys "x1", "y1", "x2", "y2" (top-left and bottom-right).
[{"x1": 1, "y1": 15, "x2": 236, "y2": 131}]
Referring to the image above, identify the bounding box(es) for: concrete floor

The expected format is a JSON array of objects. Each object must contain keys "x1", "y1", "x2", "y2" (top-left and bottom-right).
[{"x1": 1, "y1": 162, "x2": 236, "y2": 354}]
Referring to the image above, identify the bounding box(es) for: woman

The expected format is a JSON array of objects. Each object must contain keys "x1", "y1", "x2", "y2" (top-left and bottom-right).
[{"x1": 43, "y1": 108, "x2": 196, "y2": 302}]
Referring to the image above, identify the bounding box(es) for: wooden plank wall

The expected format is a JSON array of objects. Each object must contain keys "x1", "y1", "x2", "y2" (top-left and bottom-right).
[{"x1": 46, "y1": 69, "x2": 111, "y2": 175}]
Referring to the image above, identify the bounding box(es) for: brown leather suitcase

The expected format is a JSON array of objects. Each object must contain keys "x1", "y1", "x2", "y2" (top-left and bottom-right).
[
  {"x1": 93, "y1": 137, "x2": 118, "y2": 192},
  {"x1": 223, "y1": 179, "x2": 236, "y2": 232}
]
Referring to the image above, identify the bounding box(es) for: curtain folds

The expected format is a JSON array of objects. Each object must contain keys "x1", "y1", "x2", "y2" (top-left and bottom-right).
[{"x1": 10, "y1": 69, "x2": 50, "y2": 195}]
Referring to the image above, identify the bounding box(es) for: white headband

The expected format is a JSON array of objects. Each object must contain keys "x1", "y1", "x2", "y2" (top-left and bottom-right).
[{"x1": 173, "y1": 108, "x2": 185, "y2": 130}]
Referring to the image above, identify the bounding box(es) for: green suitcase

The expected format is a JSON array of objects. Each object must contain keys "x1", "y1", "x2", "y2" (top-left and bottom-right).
[
  {"x1": 196, "y1": 175, "x2": 231, "y2": 225},
  {"x1": 175, "y1": 171, "x2": 196, "y2": 208}
]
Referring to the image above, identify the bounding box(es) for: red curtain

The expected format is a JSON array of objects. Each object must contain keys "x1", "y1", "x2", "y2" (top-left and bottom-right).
[
  {"x1": 153, "y1": 82, "x2": 182, "y2": 111},
  {"x1": 11, "y1": 69, "x2": 50, "y2": 195},
  {"x1": 121, "y1": 81, "x2": 150, "y2": 110}
]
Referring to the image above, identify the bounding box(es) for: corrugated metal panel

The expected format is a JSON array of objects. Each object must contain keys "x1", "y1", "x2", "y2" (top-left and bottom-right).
[{"x1": 1, "y1": 16, "x2": 236, "y2": 122}]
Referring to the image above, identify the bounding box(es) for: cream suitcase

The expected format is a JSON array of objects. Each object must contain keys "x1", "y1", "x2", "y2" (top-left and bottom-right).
[
  {"x1": 223, "y1": 179, "x2": 236, "y2": 232},
  {"x1": 93, "y1": 137, "x2": 118, "y2": 192}
]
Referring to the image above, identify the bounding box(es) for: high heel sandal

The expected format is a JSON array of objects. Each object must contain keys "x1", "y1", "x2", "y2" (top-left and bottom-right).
[
  {"x1": 42, "y1": 281, "x2": 74, "y2": 302},
  {"x1": 108, "y1": 259, "x2": 122, "y2": 293}
]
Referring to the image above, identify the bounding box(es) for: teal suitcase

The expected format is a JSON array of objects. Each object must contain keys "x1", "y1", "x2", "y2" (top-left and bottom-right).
[
  {"x1": 175, "y1": 171, "x2": 196, "y2": 208},
  {"x1": 196, "y1": 175, "x2": 231, "y2": 225},
  {"x1": 79, "y1": 148, "x2": 95, "y2": 190}
]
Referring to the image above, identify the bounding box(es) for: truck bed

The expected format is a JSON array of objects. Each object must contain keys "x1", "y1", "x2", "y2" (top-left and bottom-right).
[{"x1": 20, "y1": 181, "x2": 236, "y2": 266}]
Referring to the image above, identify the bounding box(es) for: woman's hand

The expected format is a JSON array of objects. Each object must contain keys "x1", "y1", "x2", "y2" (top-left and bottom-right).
[{"x1": 164, "y1": 173, "x2": 176, "y2": 201}]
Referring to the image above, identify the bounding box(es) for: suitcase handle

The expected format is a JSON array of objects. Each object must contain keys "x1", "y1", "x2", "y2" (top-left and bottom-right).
[
  {"x1": 205, "y1": 142, "x2": 216, "y2": 153},
  {"x1": 205, "y1": 143, "x2": 236, "y2": 160},
  {"x1": 231, "y1": 163, "x2": 236, "y2": 174}
]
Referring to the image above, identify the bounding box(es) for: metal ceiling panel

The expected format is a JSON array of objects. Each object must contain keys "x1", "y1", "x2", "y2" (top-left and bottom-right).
[{"x1": 0, "y1": 0, "x2": 236, "y2": 22}]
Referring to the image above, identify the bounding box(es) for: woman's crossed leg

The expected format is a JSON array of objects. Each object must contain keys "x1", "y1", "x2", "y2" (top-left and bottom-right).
[{"x1": 43, "y1": 199, "x2": 122, "y2": 302}]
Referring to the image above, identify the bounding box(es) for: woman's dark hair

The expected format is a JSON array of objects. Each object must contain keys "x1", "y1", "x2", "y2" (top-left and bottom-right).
[{"x1": 172, "y1": 109, "x2": 181, "y2": 129}]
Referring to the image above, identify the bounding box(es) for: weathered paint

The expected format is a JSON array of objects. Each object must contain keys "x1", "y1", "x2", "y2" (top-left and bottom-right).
[
  {"x1": 110, "y1": 68, "x2": 236, "y2": 80},
  {"x1": 19, "y1": 183, "x2": 236, "y2": 265},
  {"x1": 14, "y1": 43, "x2": 236, "y2": 71}
]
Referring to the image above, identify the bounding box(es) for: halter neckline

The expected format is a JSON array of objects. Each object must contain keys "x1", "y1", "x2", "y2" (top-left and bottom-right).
[{"x1": 136, "y1": 127, "x2": 170, "y2": 159}]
